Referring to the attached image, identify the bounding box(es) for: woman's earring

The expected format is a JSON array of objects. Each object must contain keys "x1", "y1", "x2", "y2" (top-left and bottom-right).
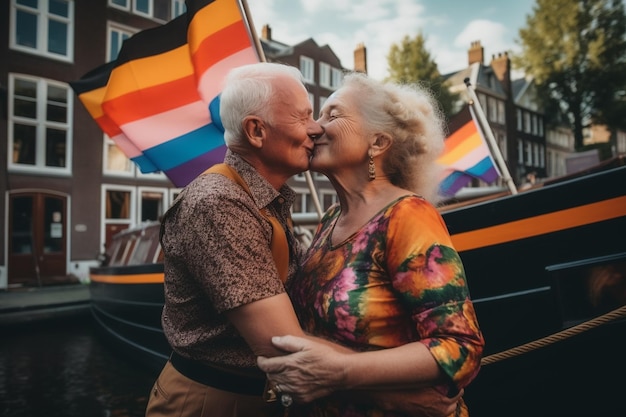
[{"x1": 368, "y1": 152, "x2": 376, "y2": 181}]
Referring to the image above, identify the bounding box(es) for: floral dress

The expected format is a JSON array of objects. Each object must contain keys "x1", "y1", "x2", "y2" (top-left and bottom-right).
[{"x1": 286, "y1": 195, "x2": 484, "y2": 417}]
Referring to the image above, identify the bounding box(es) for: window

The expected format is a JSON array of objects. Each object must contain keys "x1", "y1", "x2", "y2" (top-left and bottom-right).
[
  {"x1": 525, "y1": 141, "x2": 533, "y2": 165},
  {"x1": 172, "y1": 0, "x2": 185, "y2": 17},
  {"x1": 109, "y1": 0, "x2": 164, "y2": 20},
  {"x1": 319, "y1": 63, "x2": 331, "y2": 88},
  {"x1": 517, "y1": 109, "x2": 523, "y2": 131},
  {"x1": 133, "y1": 0, "x2": 153, "y2": 17},
  {"x1": 300, "y1": 56, "x2": 314, "y2": 84},
  {"x1": 104, "y1": 186, "x2": 135, "y2": 221},
  {"x1": 331, "y1": 68, "x2": 343, "y2": 89},
  {"x1": 320, "y1": 190, "x2": 337, "y2": 211},
  {"x1": 533, "y1": 143, "x2": 540, "y2": 166},
  {"x1": 487, "y1": 96, "x2": 497, "y2": 122},
  {"x1": 103, "y1": 135, "x2": 168, "y2": 180},
  {"x1": 11, "y1": 0, "x2": 74, "y2": 61},
  {"x1": 517, "y1": 139, "x2": 524, "y2": 164},
  {"x1": 103, "y1": 135, "x2": 134, "y2": 176},
  {"x1": 9, "y1": 74, "x2": 72, "y2": 174},
  {"x1": 497, "y1": 101, "x2": 505, "y2": 124},
  {"x1": 108, "y1": 23, "x2": 135, "y2": 62},
  {"x1": 109, "y1": 0, "x2": 129, "y2": 10},
  {"x1": 138, "y1": 187, "x2": 167, "y2": 222}
]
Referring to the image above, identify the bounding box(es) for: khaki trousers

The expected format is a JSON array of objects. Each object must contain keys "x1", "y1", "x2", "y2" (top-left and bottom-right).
[{"x1": 145, "y1": 361, "x2": 283, "y2": 417}]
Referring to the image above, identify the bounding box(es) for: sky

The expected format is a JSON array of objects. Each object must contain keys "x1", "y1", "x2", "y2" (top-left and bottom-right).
[{"x1": 246, "y1": 0, "x2": 537, "y2": 81}]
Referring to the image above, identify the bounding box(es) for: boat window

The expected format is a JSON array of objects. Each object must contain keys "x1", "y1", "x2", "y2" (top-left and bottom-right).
[{"x1": 548, "y1": 254, "x2": 626, "y2": 328}]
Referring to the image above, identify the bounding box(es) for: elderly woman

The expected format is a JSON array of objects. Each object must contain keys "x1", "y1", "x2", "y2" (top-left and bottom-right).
[{"x1": 258, "y1": 72, "x2": 484, "y2": 417}]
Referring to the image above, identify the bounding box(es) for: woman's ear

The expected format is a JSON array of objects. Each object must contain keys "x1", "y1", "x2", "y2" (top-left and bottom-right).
[
  {"x1": 371, "y1": 133, "x2": 392, "y2": 156},
  {"x1": 243, "y1": 116, "x2": 265, "y2": 148}
]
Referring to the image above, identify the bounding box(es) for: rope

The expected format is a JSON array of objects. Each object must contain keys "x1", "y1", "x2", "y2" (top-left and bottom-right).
[{"x1": 481, "y1": 304, "x2": 626, "y2": 366}]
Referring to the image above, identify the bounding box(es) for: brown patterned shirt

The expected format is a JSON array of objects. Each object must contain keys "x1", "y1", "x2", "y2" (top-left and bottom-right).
[{"x1": 160, "y1": 150, "x2": 303, "y2": 375}]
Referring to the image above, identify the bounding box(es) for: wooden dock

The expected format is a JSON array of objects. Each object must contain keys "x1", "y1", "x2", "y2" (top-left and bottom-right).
[{"x1": 0, "y1": 284, "x2": 90, "y2": 326}]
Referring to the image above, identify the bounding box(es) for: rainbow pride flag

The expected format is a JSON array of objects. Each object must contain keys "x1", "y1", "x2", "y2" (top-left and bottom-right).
[
  {"x1": 438, "y1": 105, "x2": 500, "y2": 196},
  {"x1": 71, "y1": 0, "x2": 260, "y2": 187}
]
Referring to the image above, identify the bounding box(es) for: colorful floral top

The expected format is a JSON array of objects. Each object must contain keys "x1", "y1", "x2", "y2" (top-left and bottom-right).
[{"x1": 286, "y1": 195, "x2": 484, "y2": 417}]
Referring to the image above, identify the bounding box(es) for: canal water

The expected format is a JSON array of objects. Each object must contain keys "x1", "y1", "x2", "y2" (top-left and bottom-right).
[{"x1": 0, "y1": 316, "x2": 159, "y2": 417}]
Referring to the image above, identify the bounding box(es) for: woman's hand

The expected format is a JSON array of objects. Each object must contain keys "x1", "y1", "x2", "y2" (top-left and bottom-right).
[{"x1": 257, "y1": 335, "x2": 349, "y2": 403}]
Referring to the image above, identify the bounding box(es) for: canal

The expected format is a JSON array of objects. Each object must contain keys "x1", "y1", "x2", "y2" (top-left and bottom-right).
[{"x1": 0, "y1": 316, "x2": 159, "y2": 417}]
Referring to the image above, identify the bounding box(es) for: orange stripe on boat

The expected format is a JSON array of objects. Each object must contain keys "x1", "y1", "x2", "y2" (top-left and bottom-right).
[
  {"x1": 451, "y1": 196, "x2": 626, "y2": 252},
  {"x1": 90, "y1": 273, "x2": 164, "y2": 284}
]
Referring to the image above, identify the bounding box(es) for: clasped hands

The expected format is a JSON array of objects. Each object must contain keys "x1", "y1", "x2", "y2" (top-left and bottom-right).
[{"x1": 257, "y1": 335, "x2": 462, "y2": 417}]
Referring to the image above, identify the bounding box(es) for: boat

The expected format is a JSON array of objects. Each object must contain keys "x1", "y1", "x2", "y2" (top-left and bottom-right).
[
  {"x1": 440, "y1": 157, "x2": 626, "y2": 416},
  {"x1": 89, "y1": 157, "x2": 626, "y2": 415},
  {"x1": 88, "y1": 222, "x2": 170, "y2": 371}
]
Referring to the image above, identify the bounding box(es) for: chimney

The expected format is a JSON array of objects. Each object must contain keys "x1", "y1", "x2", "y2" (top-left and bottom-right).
[
  {"x1": 490, "y1": 51, "x2": 511, "y2": 94},
  {"x1": 468, "y1": 40, "x2": 484, "y2": 65},
  {"x1": 261, "y1": 24, "x2": 271, "y2": 41},
  {"x1": 354, "y1": 43, "x2": 367, "y2": 74}
]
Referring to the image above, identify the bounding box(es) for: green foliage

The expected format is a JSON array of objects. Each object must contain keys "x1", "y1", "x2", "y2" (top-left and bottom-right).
[
  {"x1": 385, "y1": 33, "x2": 459, "y2": 118},
  {"x1": 513, "y1": 0, "x2": 626, "y2": 150}
]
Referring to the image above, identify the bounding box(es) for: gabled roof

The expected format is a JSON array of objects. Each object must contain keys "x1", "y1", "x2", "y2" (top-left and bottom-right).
[
  {"x1": 260, "y1": 38, "x2": 293, "y2": 59},
  {"x1": 444, "y1": 62, "x2": 507, "y2": 99}
]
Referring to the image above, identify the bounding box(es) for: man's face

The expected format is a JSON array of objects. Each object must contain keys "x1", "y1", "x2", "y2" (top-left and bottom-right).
[{"x1": 262, "y1": 76, "x2": 323, "y2": 177}]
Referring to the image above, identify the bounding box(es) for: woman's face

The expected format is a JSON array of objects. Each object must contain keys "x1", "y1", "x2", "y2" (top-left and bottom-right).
[{"x1": 311, "y1": 86, "x2": 371, "y2": 175}]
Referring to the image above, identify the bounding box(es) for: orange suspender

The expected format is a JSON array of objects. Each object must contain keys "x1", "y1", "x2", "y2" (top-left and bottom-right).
[{"x1": 205, "y1": 164, "x2": 290, "y2": 283}]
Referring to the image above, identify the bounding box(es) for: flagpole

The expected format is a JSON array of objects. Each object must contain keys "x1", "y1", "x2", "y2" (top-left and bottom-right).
[
  {"x1": 240, "y1": 0, "x2": 323, "y2": 219},
  {"x1": 464, "y1": 78, "x2": 518, "y2": 195}
]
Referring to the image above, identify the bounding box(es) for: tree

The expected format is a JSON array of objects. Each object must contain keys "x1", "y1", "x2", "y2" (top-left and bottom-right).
[
  {"x1": 386, "y1": 33, "x2": 459, "y2": 118},
  {"x1": 514, "y1": 0, "x2": 626, "y2": 150}
]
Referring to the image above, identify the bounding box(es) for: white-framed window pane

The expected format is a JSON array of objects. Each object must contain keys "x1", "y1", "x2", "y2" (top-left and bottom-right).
[
  {"x1": 15, "y1": 8, "x2": 38, "y2": 48},
  {"x1": 517, "y1": 139, "x2": 524, "y2": 164},
  {"x1": 331, "y1": 68, "x2": 343, "y2": 89},
  {"x1": 104, "y1": 136, "x2": 134, "y2": 175},
  {"x1": 12, "y1": 0, "x2": 74, "y2": 61},
  {"x1": 172, "y1": 0, "x2": 185, "y2": 18},
  {"x1": 300, "y1": 56, "x2": 314, "y2": 84},
  {"x1": 105, "y1": 189, "x2": 133, "y2": 220},
  {"x1": 108, "y1": 23, "x2": 134, "y2": 62},
  {"x1": 134, "y1": 0, "x2": 153, "y2": 16},
  {"x1": 319, "y1": 62, "x2": 330, "y2": 88},
  {"x1": 109, "y1": 0, "x2": 129, "y2": 9},
  {"x1": 138, "y1": 188, "x2": 166, "y2": 222},
  {"x1": 9, "y1": 74, "x2": 72, "y2": 174}
]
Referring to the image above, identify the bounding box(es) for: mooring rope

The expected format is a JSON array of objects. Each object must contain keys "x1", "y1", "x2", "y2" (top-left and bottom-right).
[{"x1": 481, "y1": 304, "x2": 626, "y2": 366}]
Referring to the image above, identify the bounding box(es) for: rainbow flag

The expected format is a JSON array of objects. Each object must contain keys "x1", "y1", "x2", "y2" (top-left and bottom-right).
[
  {"x1": 438, "y1": 105, "x2": 500, "y2": 196},
  {"x1": 70, "y1": 0, "x2": 260, "y2": 187}
]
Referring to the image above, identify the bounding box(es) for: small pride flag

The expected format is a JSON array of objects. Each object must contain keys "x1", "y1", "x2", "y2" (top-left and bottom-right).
[{"x1": 438, "y1": 104, "x2": 500, "y2": 196}]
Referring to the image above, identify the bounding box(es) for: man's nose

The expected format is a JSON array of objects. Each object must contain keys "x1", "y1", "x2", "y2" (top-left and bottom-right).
[{"x1": 308, "y1": 121, "x2": 324, "y2": 140}]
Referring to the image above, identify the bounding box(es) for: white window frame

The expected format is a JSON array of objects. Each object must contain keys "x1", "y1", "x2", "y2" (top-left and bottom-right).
[
  {"x1": 108, "y1": 0, "x2": 130, "y2": 11},
  {"x1": 319, "y1": 62, "x2": 331, "y2": 88},
  {"x1": 107, "y1": 21, "x2": 136, "y2": 62},
  {"x1": 10, "y1": 0, "x2": 75, "y2": 62},
  {"x1": 133, "y1": 0, "x2": 154, "y2": 18},
  {"x1": 8, "y1": 73, "x2": 73, "y2": 176},
  {"x1": 331, "y1": 68, "x2": 343, "y2": 89},
  {"x1": 103, "y1": 135, "x2": 134, "y2": 177},
  {"x1": 300, "y1": 56, "x2": 314, "y2": 84},
  {"x1": 171, "y1": 0, "x2": 186, "y2": 18},
  {"x1": 137, "y1": 186, "x2": 169, "y2": 223},
  {"x1": 101, "y1": 184, "x2": 137, "y2": 250}
]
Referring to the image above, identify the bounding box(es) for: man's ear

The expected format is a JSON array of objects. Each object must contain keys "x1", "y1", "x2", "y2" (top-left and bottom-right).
[{"x1": 243, "y1": 116, "x2": 265, "y2": 148}]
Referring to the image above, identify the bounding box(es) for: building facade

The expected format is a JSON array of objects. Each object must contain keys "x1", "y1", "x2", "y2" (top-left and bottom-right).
[{"x1": 1, "y1": 0, "x2": 362, "y2": 289}]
